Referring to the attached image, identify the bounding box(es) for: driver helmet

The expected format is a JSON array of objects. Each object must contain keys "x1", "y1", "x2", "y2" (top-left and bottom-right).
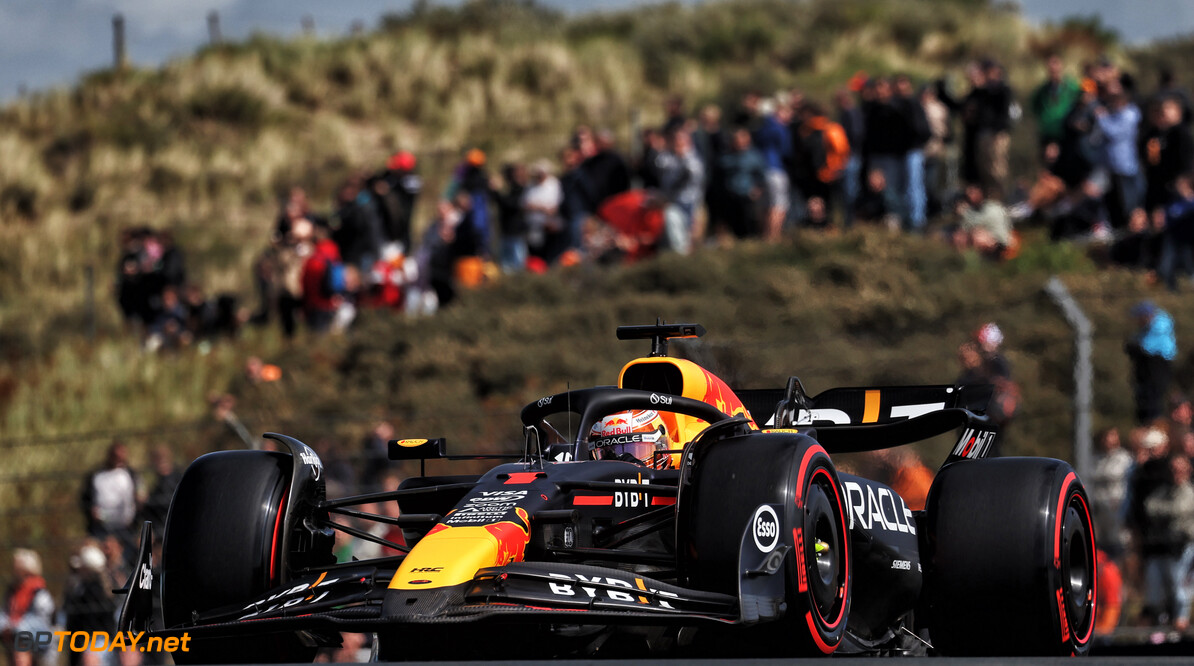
[{"x1": 590, "y1": 409, "x2": 676, "y2": 468}]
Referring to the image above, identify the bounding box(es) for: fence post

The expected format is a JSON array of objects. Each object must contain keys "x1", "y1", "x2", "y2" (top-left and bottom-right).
[
  {"x1": 112, "y1": 14, "x2": 127, "y2": 70},
  {"x1": 207, "y1": 11, "x2": 222, "y2": 44},
  {"x1": 629, "y1": 108, "x2": 642, "y2": 166},
  {"x1": 1044, "y1": 276, "x2": 1093, "y2": 480},
  {"x1": 84, "y1": 264, "x2": 96, "y2": 341}
]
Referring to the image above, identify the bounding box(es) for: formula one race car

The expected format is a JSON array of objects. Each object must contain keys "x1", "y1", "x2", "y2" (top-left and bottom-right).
[{"x1": 118, "y1": 323, "x2": 1096, "y2": 661}]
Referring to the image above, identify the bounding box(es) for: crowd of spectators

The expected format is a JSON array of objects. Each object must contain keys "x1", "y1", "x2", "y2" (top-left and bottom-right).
[
  {"x1": 116, "y1": 227, "x2": 242, "y2": 351},
  {"x1": 105, "y1": 51, "x2": 1194, "y2": 342},
  {"x1": 1085, "y1": 301, "x2": 1194, "y2": 633}
]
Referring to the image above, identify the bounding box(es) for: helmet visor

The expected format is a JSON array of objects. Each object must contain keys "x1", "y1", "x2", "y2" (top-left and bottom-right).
[{"x1": 593, "y1": 427, "x2": 666, "y2": 464}]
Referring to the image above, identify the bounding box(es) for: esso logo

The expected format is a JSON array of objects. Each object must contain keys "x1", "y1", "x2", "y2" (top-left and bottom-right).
[{"x1": 752, "y1": 505, "x2": 780, "y2": 553}]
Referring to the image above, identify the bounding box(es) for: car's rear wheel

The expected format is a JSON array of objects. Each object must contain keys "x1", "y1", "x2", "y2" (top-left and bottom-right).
[
  {"x1": 161, "y1": 450, "x2": 318, "y2": 664},
  {"x1": 678, "y1": 433, "x2": 850, "y2": 655},
  {"x1": 922, "y1": 457, "x2": 1097, "y2": 656}
]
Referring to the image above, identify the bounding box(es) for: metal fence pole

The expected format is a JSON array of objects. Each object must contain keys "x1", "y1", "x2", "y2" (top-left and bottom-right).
[
  {"x1": 1044, "y1": 276, "x2": 1093, "y2": 479},
  {"x1": 112, "y1": 14, "x2": 127, "y2": 70},
  {"x1": 207, "y1": 10, "x2": 222, "y2": 44},
  {"x1": 84, "y1": 264, "x2": 96, "y2": 341}
]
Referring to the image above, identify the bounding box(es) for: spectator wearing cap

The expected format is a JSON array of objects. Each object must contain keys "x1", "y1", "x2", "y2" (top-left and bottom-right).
[
  {"x1": 375, "y1": 151, "x2": 422, "y2": 255},
  {"x1": 1126, "y1": 301, "x2": 1178, "y2": 424}
]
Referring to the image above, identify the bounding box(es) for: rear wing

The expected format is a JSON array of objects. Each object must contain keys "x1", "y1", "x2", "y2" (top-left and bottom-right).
[{"x1": 734, "y1": 378, "x2": 998, "y2": 465}]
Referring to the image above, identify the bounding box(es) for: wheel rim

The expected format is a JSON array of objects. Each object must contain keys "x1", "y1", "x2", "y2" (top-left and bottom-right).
[
  {"x1": 804, "y1": 471, "x2": 844, "y2": 623},
  {"x1": 1061, "y1": 499, "x2": 1093, "y2": 633}
]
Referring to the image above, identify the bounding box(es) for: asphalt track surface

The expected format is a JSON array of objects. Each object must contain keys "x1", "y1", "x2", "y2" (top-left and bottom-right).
[{"x1": 239, "y1": 659, "x2": 1194, "y2": 665}]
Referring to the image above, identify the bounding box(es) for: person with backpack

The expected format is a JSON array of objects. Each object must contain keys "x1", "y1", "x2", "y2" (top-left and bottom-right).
[
  {"x1": 300, "y1": 225, "x2": 348, "y2": 333},
  {"x1": 795, "y1": 101, "x2": 851, "y2": 229}
]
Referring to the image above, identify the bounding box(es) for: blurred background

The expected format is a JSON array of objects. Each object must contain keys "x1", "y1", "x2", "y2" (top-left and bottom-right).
[{"x1": 4, "y1": 0, "x2": 1194, "y2": 661}]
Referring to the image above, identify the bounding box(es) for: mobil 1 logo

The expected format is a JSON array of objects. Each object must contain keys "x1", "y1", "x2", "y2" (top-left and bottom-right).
[{"x1": 752, "y1": 504, "x2": 780, "y2": 553}]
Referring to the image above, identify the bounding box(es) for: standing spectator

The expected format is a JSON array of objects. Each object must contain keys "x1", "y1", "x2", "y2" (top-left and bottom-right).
[
  {"x1": 1126, "y1": 301, "x2": 1178, "y2": 424},
  {"x1": 1139, "y1": 455, "x2": 1194, "y2": 628},
  {"x1": 1053, "y1": 78, "x2": 1103, "y2": 190},
  {"x1": 752, "y1": 98, "x2": 792, "y2": 240},
  {"x1": 448, "y1": 190, "x2": 488, "y2": 288},
  {"x1": 1091, "y1": 428, "x2": 1133, "y2": 560},
  {"x1": 492, "y1": 163, "x2": 529, "y2": 273},
  {"x1": 793, "y1": 101, "x2": 850, "y2": 229},
  {"x1": 300, "y1": 226, "x2": 346, "y2": 333},
  {"x1": 139, "y1": 446, "x2": 181, "y2": 540},
  {"x1": 670, "y1": 128, "x2": 705, "y2": 247},
  {"x1": 656, "y1": 128, "x2": 703, "y2": 254},
  {"x1": 717, "y1": 127, "x2": 768, "y2": 239},
  {"x1": 269, "y1": 218, "x2": 313, "y2": 338},
  {"x1": 895, "y1": 75, "x2": 931, "y2": 231},
  {"x1": 331, "y1": 175, "x2": 385, "y2": 273},
  {"x1": 1031, "y1": 53, "x2": 1082, "y2": 162},
  {"x1": 580, "y1": 128, "x2": 631, "y2": 207},
  {"x1": 377, "y1": 150, "x2": 422, "y2": 253},
  {"x1": 693, "y1": 104, "x2": 729, "y2": 237},
  {"x1": 0, "y1": 550, "x2": 54, "y2": 666},
  {"x1": 864, "y1": 78, "x2": 912, "y2": 228},
  {"x1": 835, "y1": 89, "x2": 866, "y2": 227},
  {"x1": 62, "y1": 544, "x2": 114, "y2": 666},
  {"x1": 662, "y1": 94, "x2": 687, "y2": 135},
  {"x1": 921, "y1": 83, "x2": 952, "y2": 217},
  {"x1": 1155, "y1": 66, "x2": 1193, "y2": 127},
  {"x1": 636, "y1": 127, "x2": 667, "y2": 190},
  {"x1": 1159, "y1": 172, "x2": 1194, "y2": 291},
  {"x1": 448, "y1": 149, "x2": 493, "y2": 258},
  {"x1": 521, "y1": 159, "x2": 563, "y2": 263},
  {"x1": 559, "y1": 147, "x2": 597, "y2": 254},
  {"x1": 1141, "y1": 97, "x2": 1194, "y2": 219},
  {"x1": 955, "y1": 61, "x2": 990, "y2": 188},
  {"x1": 416, "y1": 200, "x2": 462, "y2": 309},
  {"x1": 1097, "y1": 89, "x2": 1144, "y2": 230},
  {"x1": 81, "y1": 441, "x2": 139, "y2": 552},
  {"x1": 359, "y1": 422, "x2": 395, "y2": 492},
  {"x1": 978, "y1": 60, "x2": 1015, "y2": 194}
]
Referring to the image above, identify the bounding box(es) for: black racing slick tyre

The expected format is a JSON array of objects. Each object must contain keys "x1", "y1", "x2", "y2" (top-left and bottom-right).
[
  {"x1": 678, "y1": 434, "x2": 850, "y2": 655},
  {"x1": 161, "y1": 451, "x2": 316, "y2": 664},
  {"x1": 922, "y1": 457, "x2": 1097, "y2": 656}
]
